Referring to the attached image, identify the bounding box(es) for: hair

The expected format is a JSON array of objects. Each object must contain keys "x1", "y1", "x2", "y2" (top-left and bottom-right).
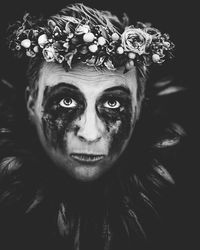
[{"x1": 26, "y1": 3, "x2": 147, "y2": 103}]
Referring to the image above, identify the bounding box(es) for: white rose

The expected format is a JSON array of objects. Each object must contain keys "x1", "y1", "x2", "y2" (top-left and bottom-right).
[
  {"x1": 121, "y1": 27, "x2": 152, "y2": 55},
  {"x1": 42, "y1": 44, "x2": 56, "y2": 62}
]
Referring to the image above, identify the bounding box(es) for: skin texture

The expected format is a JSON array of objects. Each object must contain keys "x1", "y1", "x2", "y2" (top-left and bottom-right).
[{"x1": 26, "y1": 62, "x2": 139, "y2": 181}]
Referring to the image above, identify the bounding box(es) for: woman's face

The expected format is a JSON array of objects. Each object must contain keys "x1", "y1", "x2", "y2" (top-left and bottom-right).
[{"x1": 27, "y1": 62, "x2": 140, "y2": 181}]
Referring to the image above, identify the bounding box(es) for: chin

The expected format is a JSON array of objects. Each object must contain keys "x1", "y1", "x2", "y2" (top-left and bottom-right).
[{"x1": 72, "y1": 165, "x2": 103, "y2": 182}]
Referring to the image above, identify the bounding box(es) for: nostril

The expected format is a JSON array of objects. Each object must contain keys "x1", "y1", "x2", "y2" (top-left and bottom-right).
[
  {"x1": 77, "y1": 129, "x2": 101, "y2": 142},
  {"x1": 76, "y1": 119, "x2": 102, "y2": 142}
]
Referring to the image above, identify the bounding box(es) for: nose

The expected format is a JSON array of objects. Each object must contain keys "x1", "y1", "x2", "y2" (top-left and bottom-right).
[{"x1": 75, "y1": 106, "x2": 104, "y2": 143}]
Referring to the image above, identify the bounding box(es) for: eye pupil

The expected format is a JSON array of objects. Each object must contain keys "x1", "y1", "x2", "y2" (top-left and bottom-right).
[
  {"x1": 63, "y1": 98, "x2": 72, "y2": 105},
  {"x1": 108, "y1": 100, "x2": 116, "y2": 107}
]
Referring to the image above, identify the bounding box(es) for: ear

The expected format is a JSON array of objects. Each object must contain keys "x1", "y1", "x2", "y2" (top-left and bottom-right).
[{"x1": 25, "y1": 86, "x2": 36, "y2": 119}]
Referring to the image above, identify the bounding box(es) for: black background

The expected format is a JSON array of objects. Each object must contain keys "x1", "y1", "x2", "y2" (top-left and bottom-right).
[{"x1": 0, "y1": 0, "x2": 198, "y2": 248}]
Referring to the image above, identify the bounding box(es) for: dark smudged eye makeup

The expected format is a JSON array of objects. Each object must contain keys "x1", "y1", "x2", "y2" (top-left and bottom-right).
[
  {"x1": 43, "y1": 84, "x2": 132, "y2": 116},
  {"x1": 42, "y1": 83, "x2": 85, "y2": 112}
]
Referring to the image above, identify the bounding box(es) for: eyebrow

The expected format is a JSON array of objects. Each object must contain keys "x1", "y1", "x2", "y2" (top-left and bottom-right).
[
  {"x1": 44, "y1": 83, "x2": 130, "y2": 96},
  {"x1": 42, "y1": 82, "x2": 80, "y2": 107},
  {"x1": 42, "y1": 83, "x2": 131, "y2": 106},
  {"x1": 43, "y1": 82, "x2": 79, "y2": 98},
  {"x1": 103, "y1": 86, "x2": 131, "y2": 95},
  {"x1": 44, "y1": 82, "x2": 79, "y2": 93}
]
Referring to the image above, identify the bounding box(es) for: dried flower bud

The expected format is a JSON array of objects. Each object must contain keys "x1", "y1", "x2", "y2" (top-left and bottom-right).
[
  {"x1": 38, "y1": 34, "x2": 48, "y2": 48},
  {"x1": 128, "y1": 52, "x2": 136, "y2": 59},
  {"x1": 21, "y1": 39, "x2": 31, "y2": 48},
  {"x1": 33, "y1": 46, "x2": 39, "y2": 53},
  {"x1": 152, "y1": 54, "x2": 160, "y2": 62},
  {"x1": 98, "y1": 37, "x2": 106, "y2": 46},
  {"x1": 116, "y1": 46, "x2": 124, "y2": 54},
  {"x1": 112, "y1": 33, "x2": 120, "y2": 41},
  {"x1": 83, "y1": 32, "x2": 95, "y2": 43},
  {"x1": 88, "y1": 44, "x2": 98, "y2": 53}
]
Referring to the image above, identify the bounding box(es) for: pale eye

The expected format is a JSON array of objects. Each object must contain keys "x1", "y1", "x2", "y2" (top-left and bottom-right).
[
  {"x1": 59, "y1": 98, "x2": 77, "y2": 108},
  {"x1": 103, "y1": 99, "x2": 120, "y2": 109}
]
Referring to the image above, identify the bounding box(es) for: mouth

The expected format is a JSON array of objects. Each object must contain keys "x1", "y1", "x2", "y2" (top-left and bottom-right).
[{"x1": 70, "y1": 153, "x2": 105, "y2": 164}]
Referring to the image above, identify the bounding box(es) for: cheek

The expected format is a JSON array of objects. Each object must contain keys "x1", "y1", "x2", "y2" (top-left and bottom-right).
[
  {"x1": 102, "y1": 106, "x2": 136, "y2": 155},
  {"x1": 41, "y1": 110, "x2": 79, "y2": 150}
]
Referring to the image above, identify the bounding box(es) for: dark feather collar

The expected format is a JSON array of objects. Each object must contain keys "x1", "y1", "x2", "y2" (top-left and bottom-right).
[{"x1": 0, "y1": 79, "x2": 186, "y2": 250}]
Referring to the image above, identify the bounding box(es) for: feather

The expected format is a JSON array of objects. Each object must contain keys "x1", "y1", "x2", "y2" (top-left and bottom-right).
[
  {"x1": 0, "y1": 128, "x2": 11, "y2": 134},
  {"x1": 102, "y1": 218, "x2": 112, "y2": 250},
  {"x1": 0, "y1": 156, "x2": 22, "y2": 174},
  {"x1": 121, "y1": 197, "x2": 146, "y2": 239},
  {"x1": 153, "y1": 164, "x2": 175, "y2": 184},
  {"x1": 154, "y1": 137, "x2": 180, "y2": 148},
  {"x1": 154, "y1": 77, "x2": 173, "y2": 88},
  {"x1": 74, "y1": 217, "x2": 81, "y2": 250},
  {"x1": 127, "y1": 209, "x2": 146, "y2": 238},
  {"x1": 140, "y1": 192, "x2": 159, "y2": 217},
  {"x1": 25, "y1": 189, "x2": 44, "y2": 213},
  {"x1": 153, "y1": 123, "x2": 186, "y2": 148},
  {"x1": 57, "y1": 202, "x2": 70, "y2": 236},
  {"x1": 1, "y1": 79, "x2": 14, "y2": 89},
  {"x1": 157, "y1": 86, "x2": 186, "y2": 96}
]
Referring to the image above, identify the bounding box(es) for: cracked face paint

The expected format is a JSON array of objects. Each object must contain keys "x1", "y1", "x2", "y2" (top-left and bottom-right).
[{"x1": 28, "y1": 62, "x2": 139, "y2": 181}]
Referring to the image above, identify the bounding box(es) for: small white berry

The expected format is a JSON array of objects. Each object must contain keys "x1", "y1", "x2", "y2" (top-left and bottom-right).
[
  {"x1": 88, "y1": 44, "x2": 98, "y2": 53},
  {"x1": 38, "y1": 34, "x2": 48, "y2": 48},
  {"x1": 152, "y1": 54, "x2": 160, "y2": 63},
  {"x1": 33, "y1": 46, "x2": 39, "y2": 53},
  {"x1": 128, "y1": 52, "x2": 136, "y2": 60},
  {"x1": 98, "y1": 36, "x2": 106, "y2": 46},
  {"x1": 116, "y1": 46, "x2": 124, "y2": 54},
  {"x1": 83, "y1": 32, "x2": 95, "y2": 43},
  {"x1": 21, "y1": 39, "x2": 31, "y2": 48},
  {"x1": 112, "y1": 33, "x2": 120, "y2": 41}
]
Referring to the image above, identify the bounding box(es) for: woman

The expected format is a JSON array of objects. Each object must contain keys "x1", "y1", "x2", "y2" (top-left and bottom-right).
[{"x1": 0, "y1": 3, "x2": 185, "y2": 250}]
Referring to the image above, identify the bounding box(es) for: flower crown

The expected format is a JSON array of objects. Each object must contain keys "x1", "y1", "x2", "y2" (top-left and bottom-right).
[{"x1": 7, "y1": 12, "x2": 175, "y2": 70}]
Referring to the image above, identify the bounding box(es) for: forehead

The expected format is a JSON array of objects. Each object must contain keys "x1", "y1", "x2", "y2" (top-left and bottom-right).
[{"x1": 37, "y1": 62, "x2": 138, "y2": 96}]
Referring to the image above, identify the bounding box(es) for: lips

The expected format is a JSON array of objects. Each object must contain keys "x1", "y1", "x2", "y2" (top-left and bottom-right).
[{"x1": 70, "y1": 153, "x2": 105, "y2": 163}]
